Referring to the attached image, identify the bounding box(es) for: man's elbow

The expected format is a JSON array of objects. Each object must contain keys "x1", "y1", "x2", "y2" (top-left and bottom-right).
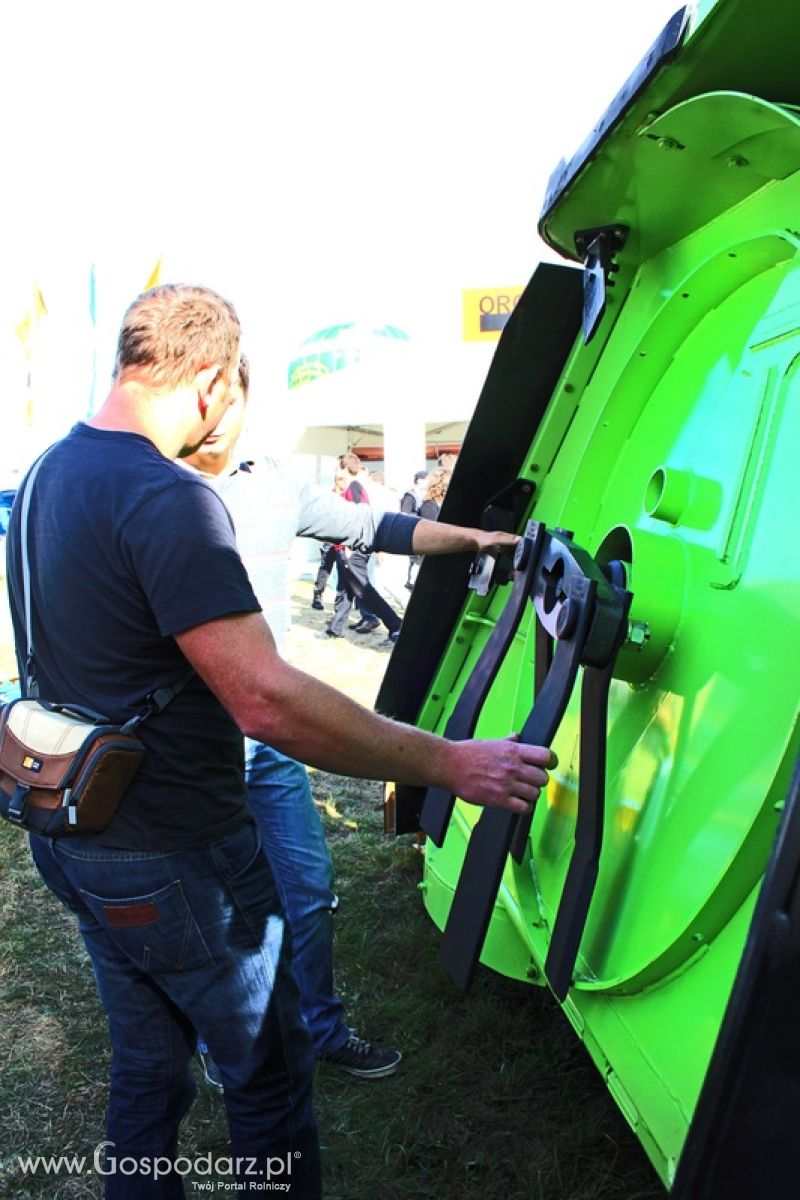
[
  {"x1": 234, "y1": 695, "x2": 278, "y2": 744},
  {"x1": 237, "y1": 706, "x2": 265, "y2": 742},
  {"x1": 230, "y1": 679, "x2": 295, "y2": 747}
]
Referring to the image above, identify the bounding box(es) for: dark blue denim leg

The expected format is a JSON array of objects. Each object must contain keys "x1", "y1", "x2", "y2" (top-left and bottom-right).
[
  {"x1": 30, "y1": 836, "x2": 195, "y2": 1200},
  {"x1": 244, "y1": 741, "x2": 351, "y2": 1055},
  {"x1": 341, "y1": 551, "x2": 401, "y2": 633},
  {"x1": 30, "y1": 825, "x2": 320, "y2": 1199}
]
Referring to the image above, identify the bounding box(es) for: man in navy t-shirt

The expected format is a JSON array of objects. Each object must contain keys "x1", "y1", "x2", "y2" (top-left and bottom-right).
[
  {"x1": 182, "y1": 356, "x2": 530, "y2": 1087},
  {"x1": 5, "y1": 284, "x2": 554, "y2": 1200}
]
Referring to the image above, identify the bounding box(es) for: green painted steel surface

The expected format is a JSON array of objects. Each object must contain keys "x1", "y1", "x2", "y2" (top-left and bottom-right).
[{"x1": 410, "y1": 0, "x2": 800, "y2": 1185}]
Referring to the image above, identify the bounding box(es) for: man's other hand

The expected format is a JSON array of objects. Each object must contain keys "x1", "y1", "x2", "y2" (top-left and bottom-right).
[{"x1": 447, "y1": 735, "x2": 556, "y2": 813}]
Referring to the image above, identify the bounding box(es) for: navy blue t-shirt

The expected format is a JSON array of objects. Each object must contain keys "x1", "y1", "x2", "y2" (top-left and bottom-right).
[{"x1": 6, "y1": 423, "x2": 262, "y2": 849}]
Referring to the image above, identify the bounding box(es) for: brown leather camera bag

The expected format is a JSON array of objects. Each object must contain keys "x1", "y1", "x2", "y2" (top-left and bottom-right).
[{"x1": 0, "y1": 700, "x2": 146, "y2": 834}]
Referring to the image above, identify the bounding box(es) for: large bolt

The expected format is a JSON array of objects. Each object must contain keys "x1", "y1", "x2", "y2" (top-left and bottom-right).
[
  {"x1": 626, "y1": 620, "x2": 651, "y2": 651},
  {"x1": 556, "y1": 599, "x2": 578, "y2": 639}
]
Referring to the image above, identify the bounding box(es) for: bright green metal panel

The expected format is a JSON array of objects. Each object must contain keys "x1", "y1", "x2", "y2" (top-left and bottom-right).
[{"x1": 417, "y1": 82, "x2": 800, "y2": 1184}]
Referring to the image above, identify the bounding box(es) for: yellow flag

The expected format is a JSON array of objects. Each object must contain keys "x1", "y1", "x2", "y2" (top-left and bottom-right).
[
  {"x1": 144, "y1": 257, "x2": 163, "y2": 291},
  {"x1": 13, "y1": 284, "x2": 47, "y2": 426},
  {"x1": 14, "y1": 284, "x2": 47, "y2": 364}
]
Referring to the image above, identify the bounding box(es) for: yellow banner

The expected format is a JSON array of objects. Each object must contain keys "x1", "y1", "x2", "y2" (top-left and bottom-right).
[
  {"x1": 462, "y1": 286, "x2": 523, "y2": 342},
  {"x1": 14, "y1": 284, "x2": 47, "y2": 362},
  {"x1": 144, "y1": 257, "x2": 163, "y2": 291}
]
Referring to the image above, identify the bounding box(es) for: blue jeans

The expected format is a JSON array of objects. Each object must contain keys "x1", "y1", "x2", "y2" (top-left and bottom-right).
[
  {"x1": 244, "y1": 741, "x2": 351, "y2": 1054},
  {"x1": 30, "y1": 823, "x2": 320, "y2": 1200}
]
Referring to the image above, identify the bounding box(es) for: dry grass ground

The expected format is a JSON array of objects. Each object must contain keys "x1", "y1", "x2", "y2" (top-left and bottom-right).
[{"x1": 0, "y1": 577, "x2": 663, "y2": 1200}]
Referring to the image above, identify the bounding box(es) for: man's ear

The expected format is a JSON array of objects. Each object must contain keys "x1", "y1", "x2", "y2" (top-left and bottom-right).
[{"x1": 194, "y1": 363, "x2": 227, "y2": 416}]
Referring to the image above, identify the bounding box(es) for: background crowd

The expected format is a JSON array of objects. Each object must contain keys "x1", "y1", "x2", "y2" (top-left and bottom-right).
[{"x1": 311, "y1": 452, "x2": 455, "y2": 645}]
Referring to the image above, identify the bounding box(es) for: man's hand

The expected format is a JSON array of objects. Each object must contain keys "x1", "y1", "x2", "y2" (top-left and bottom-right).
[
  {"x1": 473, "y1": 530, "x2": 520, "y2": 556},
  {"x1": 411, "y1": 521, "x2": 519, "y2": 557},
  {"x1": 446, "y1": 735, "x2": 556, "y2": 814}
]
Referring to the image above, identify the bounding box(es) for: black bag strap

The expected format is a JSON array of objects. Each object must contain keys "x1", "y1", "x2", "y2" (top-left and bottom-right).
[
  {"x1": 15, "y1": 444, "x2": 194, "y2": 724},
  {"x1": 120, "y1": 671, "x2": 194, "y2": 733},
  {"x1": 17, "y1": 445, "x2": 55, "y2": 698}
]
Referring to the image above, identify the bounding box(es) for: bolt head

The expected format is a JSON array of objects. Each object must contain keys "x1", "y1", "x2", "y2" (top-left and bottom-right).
[
  {"x1": 626, "y1": 620, "x2": 650, "y2": 650},
  {"x1": 556, "y1": 598, "x2": 578, "y2": 639},
  {"x1": 514, "y1": 538, "x2": 532, "y2": 571}
]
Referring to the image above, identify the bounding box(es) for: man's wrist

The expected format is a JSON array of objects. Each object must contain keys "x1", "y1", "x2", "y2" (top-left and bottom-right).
[{"x1": 429, "y1": 734, "x2": 465, "y2": 794}]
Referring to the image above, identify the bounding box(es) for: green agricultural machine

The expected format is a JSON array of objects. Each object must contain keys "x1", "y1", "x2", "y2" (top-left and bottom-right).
[{"x1": 378, "y1": 0, "x2": 800, "y2": 1193}]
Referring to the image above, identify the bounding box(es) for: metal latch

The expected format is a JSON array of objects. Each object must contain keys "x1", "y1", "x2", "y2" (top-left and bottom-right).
[{"x1": 574, "y1": 224, "x2": 628, "y2": 344}]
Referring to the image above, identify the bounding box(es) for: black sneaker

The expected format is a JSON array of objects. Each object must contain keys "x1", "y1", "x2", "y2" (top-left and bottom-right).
[
  {"x1": 311, "y1": 598, "x2": 324, "y2": 611},
  {"x1": 387, "y1": 628, "x2": 402, "y2": 644},
  {"x1": 198, "y1": 1049, "x2": 224, "y2": 1095},
  {"x1": 354, "y1": 617, "x2": 380, "y2": 634},
  {"x1": 318, "y1": 1035, "x2": 401, "y2": 1079}
]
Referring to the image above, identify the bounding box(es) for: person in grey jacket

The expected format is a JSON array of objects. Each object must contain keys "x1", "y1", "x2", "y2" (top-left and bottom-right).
[{"x1": 183, "y1": 354, "x2": 525, "y2": 1082}]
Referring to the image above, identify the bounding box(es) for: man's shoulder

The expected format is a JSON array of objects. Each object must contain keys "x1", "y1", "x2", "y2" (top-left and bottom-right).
[
  {"x1": 54, "y1": 427, "x2": 205, "y2": 489},
  {"x1": 98, "y1": 455, "x2": 233, "y2": 546},
  {"x1": 38, "y1": 427, "x2": 215, "y2": 513},
  {"x1": 126, "y1": 456, "x2": 221, "y2": 510}
]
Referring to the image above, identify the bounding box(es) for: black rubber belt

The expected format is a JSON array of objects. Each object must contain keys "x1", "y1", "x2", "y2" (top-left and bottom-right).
[
  {"x1": 439, "y1": 593, "x2": 595, "y2": 993},
  {"x1": 544, "y1": 588, "x2": 630, "y2": 1000},
  {"x1": 419, "y1": 525, "x2": 545, "y2": 846}
]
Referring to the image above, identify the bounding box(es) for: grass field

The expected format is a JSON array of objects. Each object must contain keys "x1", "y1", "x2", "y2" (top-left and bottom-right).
[{"x1": 0, "y1": 578, "x2": 664, "y2": 1200}]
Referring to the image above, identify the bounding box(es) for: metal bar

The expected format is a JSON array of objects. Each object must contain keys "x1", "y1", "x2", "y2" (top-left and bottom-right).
[
  {"x1": 420, "y1": 524, "x2": 544, "y2": 846},
  {"x1": 534, "y1": 615, "x2": 553, "y2": 701},
  {"x1": 509, "y1": 596, "x2": 593, "y2": 863},
  {"x1": 439, "y1": 605, "x2": 593, "y2": 992},
  {"x1": 544, "y1": 588, "x2": 630, "y2": 999}
]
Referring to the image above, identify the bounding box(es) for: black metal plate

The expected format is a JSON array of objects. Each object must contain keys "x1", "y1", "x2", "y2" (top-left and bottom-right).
[
  {"x1": 672, "y1": 751, "x2": 800, "y2": 1199},
  {"x1": 377, "y1": 264, "x2": 583, "y2": 834}
]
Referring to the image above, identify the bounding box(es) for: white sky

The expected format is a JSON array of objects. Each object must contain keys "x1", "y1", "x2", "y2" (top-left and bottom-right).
[{"x1": 0, "y1": 0, "x2": 685, "y2": 458}]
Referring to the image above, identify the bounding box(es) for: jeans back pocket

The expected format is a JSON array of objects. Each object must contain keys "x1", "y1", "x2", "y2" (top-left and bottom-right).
[{"x1": 80, "y1": 879, "x2": 214, "y2": 974}]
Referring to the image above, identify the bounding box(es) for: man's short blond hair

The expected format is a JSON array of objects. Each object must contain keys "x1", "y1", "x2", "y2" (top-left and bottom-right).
[{"x1": 114, "y1": 284, "x2": 241, "y2": 390}]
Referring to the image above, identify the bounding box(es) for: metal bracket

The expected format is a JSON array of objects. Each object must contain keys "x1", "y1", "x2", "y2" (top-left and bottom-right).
[
  {"x1": 436, "y1": 522, "x2": 632, "y2": 996},
  {"x1": 468, "y1": 477, "x2": 537, "y2": 597},
  {"x1": 574, "y1": 224, "x2": 628, "y2": 345}
]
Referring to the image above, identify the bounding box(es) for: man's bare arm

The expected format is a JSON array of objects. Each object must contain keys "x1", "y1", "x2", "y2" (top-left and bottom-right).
[
  {"x1": 175, "y1": 611, "x2": 553, "y2": 814},
  {"x1": 296, "y1": 483, "x2": 518, "y2": 560},
  {"x1": 411, "y1": 520, "x2": 518, "y2": 557}
]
